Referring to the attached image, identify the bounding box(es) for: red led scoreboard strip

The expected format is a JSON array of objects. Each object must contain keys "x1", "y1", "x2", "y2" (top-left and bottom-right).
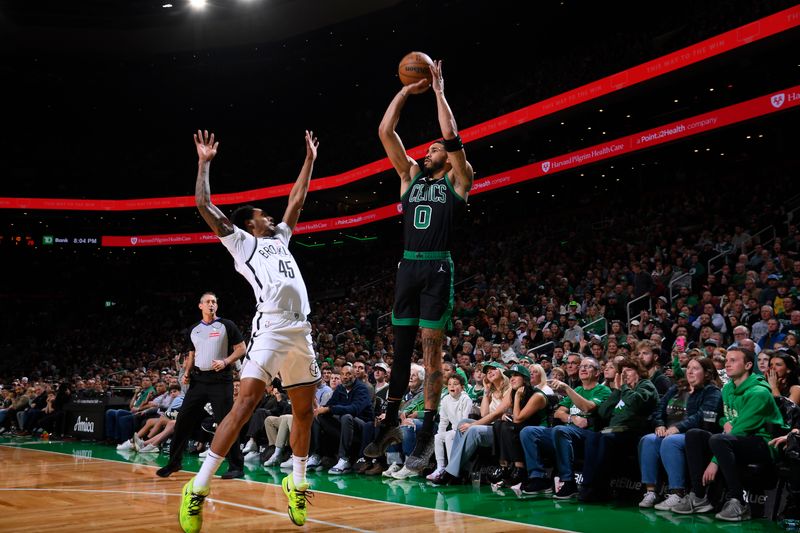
[
  {"x1": 5, "y1": 5, "x2": 800, "y2": 212},
  {"x1": 101, "y1": 86, "x2": 799, "y2": 246}
]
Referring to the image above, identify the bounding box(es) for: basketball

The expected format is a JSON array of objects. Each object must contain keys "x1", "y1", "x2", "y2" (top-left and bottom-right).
[{"x1": 398, "y1": 51, "x2": 434, "y2": 87}]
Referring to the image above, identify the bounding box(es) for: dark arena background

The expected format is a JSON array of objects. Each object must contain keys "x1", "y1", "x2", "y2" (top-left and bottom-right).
[{"x1": 1, "y1": 1, "x2": 799, "y2": 531}]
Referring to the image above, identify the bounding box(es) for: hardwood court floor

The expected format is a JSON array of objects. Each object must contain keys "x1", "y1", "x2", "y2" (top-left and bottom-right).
[
  {"x1": 0, "y1": 444, "x2": 540, "y2": 532},
  {"x1": 0, "y1": 439, "x2": 785, "y2": 532}
]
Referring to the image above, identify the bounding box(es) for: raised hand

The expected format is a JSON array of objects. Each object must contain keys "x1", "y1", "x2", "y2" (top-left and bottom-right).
[
  {"x1": 768, "y1": 369, "x2": 780, "y2": 390},
  {"x1": 194, "y1": 129, "x2": 219, "y2": 162},
  {"x1": 429, "y1": 60, "x2": 444, "y2": 94},
  {"x1": 304, "y1": 130, "x2": 319, "y2": 161},
  {"x1": 404, "y1": 78, "x2": 430, "y2": 95}
]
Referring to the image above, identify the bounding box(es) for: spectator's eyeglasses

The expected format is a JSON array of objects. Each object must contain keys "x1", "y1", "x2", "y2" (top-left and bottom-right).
[
  {"x1": 578, "y1": 365, "x2": 596, "y2": 370},
  {"x1": 566, "y1": 362, "x2": 579, "y2": 366}
]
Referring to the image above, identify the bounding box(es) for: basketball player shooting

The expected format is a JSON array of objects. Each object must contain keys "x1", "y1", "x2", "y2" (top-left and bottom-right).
[
  {"x1": 178, "y1": 129, "x2": 321, "y2": 532},
  {"x1": 364, "y1": 60, "x2": 474, "y2": 473}
]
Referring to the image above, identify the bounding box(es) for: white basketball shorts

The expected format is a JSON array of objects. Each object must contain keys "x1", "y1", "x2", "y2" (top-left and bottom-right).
[{"x1": 241, "y1": 313, "x2": 321, "y2": 388}]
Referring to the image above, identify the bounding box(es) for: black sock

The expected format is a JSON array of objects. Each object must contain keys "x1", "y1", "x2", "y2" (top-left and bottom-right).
[
  {"x1": 421, "y1": 409, "x2": 436, "y2": 434},
  {"x1": 384, "y1": 398, "x2": 401, "y2": 427},
  {"x1": 384, "y1": 326, "x2": 416, "y2": 427}
]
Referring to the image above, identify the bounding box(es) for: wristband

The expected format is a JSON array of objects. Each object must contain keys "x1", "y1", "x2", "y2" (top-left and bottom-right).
[
  {"x1": 568, "y1": 415, "x2": 573, "y2": 425},
  {"x1": 441, "y1": 135, "x2": 463, "y2": 152}
]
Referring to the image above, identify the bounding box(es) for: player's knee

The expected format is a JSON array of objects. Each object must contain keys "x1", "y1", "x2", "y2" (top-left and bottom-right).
[
  {"x1": 235, "y1": 394, "x2": 260, "y2": 415},
  {"x1": 292, "y1": 407, "x2": 314, "y2": 421}
]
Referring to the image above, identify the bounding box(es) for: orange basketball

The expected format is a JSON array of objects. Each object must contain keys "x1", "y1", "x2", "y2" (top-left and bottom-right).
[{"x1": 398, "y1": 51, "x2": 434, "y2": 87}]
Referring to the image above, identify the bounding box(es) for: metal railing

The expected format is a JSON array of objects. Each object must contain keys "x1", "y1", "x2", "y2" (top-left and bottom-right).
[
  {"x1": 627, "y1": 293, "x2": 652, "y2": 332},
  {"x1": 354, "y1": 272, "x2": 395, "y2": 293},
  {"x1": 334, "y1": 328, "x2": 358, "y2": 346},
  {"x1": 376, "y1": 312, "x2": 392, "y2": 333},
  {"x1": 783, "y1": 192, "x2": 800, "y2": 229},
  {"x1": 707, "y1": 251, "x2": 730, "y2": 277},
  {"x1": 745, "y1": 225, "x2": 776, "y2": 258},
  {"x1": 582, "y1": 317, "x2": 608, "y2": 338},
  {"x1": 668, "y1": 272, "x2": 692, "y2": 303},
  {"x1": 528, "y1": 341, "x2": 554, "y2": 357},
  {"x1": 788, "y1": 205, "x2": 800, "y2": 229},
  {"x1": 454, "y1": 274, "x2": 479, "y2": 289}
]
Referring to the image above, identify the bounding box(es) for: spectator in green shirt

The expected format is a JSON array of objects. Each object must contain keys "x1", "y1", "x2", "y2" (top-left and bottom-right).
[
  {"x1": 519, "y1": 357, "x2": 611, "y2": 499},
  {"x1": 673, "y1": 348, "x2": 786, "y2": 521},
  {"x1": 579, "y1": 356, "x2": 659, "y2": 502}
]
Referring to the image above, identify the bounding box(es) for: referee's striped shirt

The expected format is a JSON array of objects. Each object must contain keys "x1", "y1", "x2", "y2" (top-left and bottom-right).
[{"x1": 187, "y1": 318, "x2": 244, "y2": 370}]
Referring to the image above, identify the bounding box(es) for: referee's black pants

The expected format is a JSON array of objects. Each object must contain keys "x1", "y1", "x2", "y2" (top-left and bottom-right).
[{"x1": 165, "y1": 370, "x2": 243, "y2": 472}]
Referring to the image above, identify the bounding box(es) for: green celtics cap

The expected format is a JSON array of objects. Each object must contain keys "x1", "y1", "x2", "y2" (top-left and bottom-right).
[
  {"x1": 504, "y1": 364, "x2": 531, "y2": 379},
  {"x1": 482, "y1": 361, "x2": 506, "y2": 373}
]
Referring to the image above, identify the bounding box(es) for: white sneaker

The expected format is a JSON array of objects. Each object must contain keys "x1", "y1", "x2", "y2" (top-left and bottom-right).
[
  {"x1": 138, "y1": 444, "x2": 159, "y2": 453},
  {"x1": 279, "y1": 455, "x2": 294, "y2": 469},
  {"x1": 391, "y1": 465, "x2": 418, "y2": 480},
  {"x1": 382, "y1": 463, "x2": 402, "y2": 477},
  {"x1": 307, "y1": 454, "x2": 322, "y2": 470},
  {"x1": 263, "y1": 451, "x2": 282, "y2": 467},
  {"x1": 244, "y1": 450, "x2": 261, "y2": 462},
  {"x1": 426, "y1": 467, "x2": 446, "y2": 481},
  {"x1": 242, "y1": 439, "x2": 257, "y2": 454},
  {"x1": 655, "y1": 493, "x2": 683, "y2": 511},
  {"x1": 133, "y1": 433, "x2": 145, "y2": 451},
  {"x1": 328, "y1": 458, "x2": 352, "y2": 474},
  {"x1": 639, "y1": 491, "x2": 658, "y2": 508},
  {"x1": 116, "y1": 440, "x2": 135, "y2": 451}
]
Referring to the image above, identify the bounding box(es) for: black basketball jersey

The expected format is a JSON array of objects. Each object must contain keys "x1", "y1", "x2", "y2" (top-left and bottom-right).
[{"x1": 401, "y1": 172, "x2": 465, "y2": 252}]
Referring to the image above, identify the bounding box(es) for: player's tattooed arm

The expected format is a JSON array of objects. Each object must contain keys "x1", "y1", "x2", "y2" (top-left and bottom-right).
[{"x1": 194, "y1": 130, "x2": 234, "y2": 237}]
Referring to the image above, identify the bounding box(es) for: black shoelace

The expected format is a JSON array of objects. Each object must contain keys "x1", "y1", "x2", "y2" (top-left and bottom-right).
[
  {"x1": 294, "y1": 488, "x2": 314, "y2": 510},
  {"x1": 188, "y1": 493, "x2": 207, "y2": 516}
]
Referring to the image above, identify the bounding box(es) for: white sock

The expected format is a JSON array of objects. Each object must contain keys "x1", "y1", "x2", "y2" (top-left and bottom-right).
[
  {"x1": 272, "y1": 446, "x2": 283, "y2": 458},
  {"x1": 293, "y1": 455, "x2": 308, "y2": 486},
  {"x1": 247, "y1": 438, "x2": 256, "y2": 448},
  {"x1": 195, "y1": 450, "x2": 224, "y2": 490}
]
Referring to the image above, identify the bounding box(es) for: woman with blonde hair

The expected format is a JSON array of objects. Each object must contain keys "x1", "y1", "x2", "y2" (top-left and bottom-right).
[
  {"x1": 431, "y1": 362, "x2": 511, "y2": 485},
  {"x1": 529, "y1": 364, "x2": 554, "y2": 395}
]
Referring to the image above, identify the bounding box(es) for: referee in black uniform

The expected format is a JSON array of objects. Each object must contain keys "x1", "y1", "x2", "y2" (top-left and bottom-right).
[{"x1": 157, "y1": 291, "x2": 246, "y2": 478}]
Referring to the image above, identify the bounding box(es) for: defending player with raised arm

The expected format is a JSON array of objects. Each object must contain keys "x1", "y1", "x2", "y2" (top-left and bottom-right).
[
  {"x1": 194, "y1": 129, "x2": 317, "y2": 237},
  {"x1": 178, "y1": 129, "x2": 320, "y2": 533},
  {"x1": 364, "y1": 60, "x2": 474, "y2": 475}
]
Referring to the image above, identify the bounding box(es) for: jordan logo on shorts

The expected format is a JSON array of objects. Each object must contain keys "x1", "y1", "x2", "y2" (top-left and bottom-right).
[{"x1": 438, "y1": 264, "x2": 446, "y2": 273}]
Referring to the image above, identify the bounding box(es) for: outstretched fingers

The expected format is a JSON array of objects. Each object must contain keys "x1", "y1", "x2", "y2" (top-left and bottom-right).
[{"x1": 306, "y1": 129, "x2": 319, "y2": 148}]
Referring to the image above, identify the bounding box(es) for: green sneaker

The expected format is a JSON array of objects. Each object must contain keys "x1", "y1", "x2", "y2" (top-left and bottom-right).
[
  {"x1": 179, "y1": 477, "x2": 210, "y2": 533},
  {"x1": 282, "y1": 474, "x2": 313, "y2": 526}
]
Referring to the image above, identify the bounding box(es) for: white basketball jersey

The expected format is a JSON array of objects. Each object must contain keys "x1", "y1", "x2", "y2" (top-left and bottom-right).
[{"x1": 219, "y1": 222, "x2": 310, "y2": 316}]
